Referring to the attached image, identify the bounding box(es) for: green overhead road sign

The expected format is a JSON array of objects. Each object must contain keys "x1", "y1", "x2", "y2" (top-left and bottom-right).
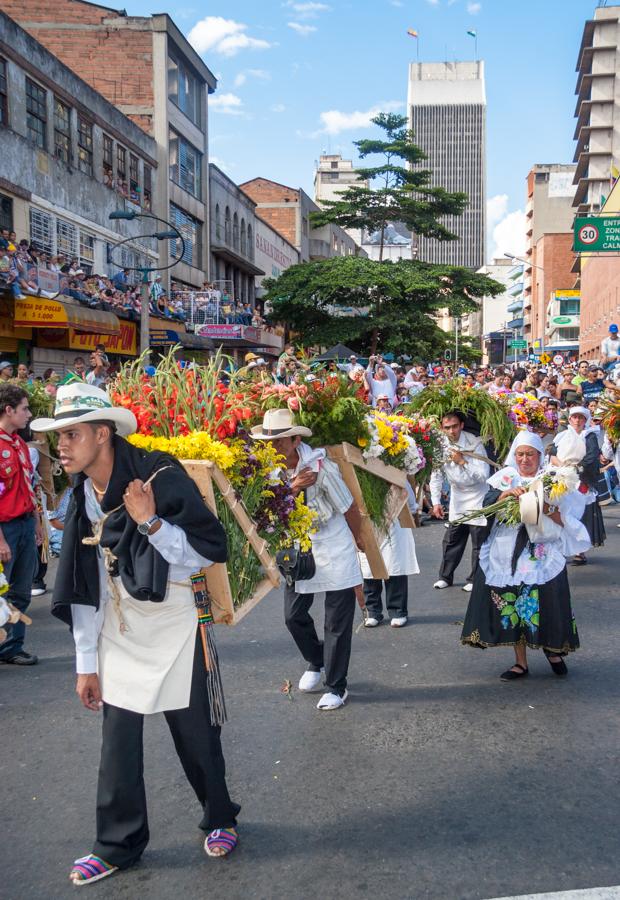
[
  {"x1": 574, "y1": 216, "x2": 620, "y2": 252},
  {"x1": 509, "y1": 340, "x2": 527, "y2": 349}
]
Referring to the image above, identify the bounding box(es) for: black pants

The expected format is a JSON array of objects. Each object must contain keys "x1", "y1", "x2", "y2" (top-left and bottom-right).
[
  {"x1": 363, "y1": 575, "x2": 408, "y2": 620},
  {"x1": 92, "y1": 634, "x2": 240, "y2": 869},
  {"x1": 284, "y1": 584, "x2": 356, "y2": 695},
  {"x1": 439, "y1": 523, "x2": 486, "y2": 584}
]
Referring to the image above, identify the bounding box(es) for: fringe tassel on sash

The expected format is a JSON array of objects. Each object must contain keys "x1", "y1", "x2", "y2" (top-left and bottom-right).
[{"x1": 192, "y1": 572, "x2": 227, "y2": 726}]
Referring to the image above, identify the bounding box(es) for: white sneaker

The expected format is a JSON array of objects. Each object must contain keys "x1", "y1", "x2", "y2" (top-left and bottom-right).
[
  {"x1": 31, "y1": 587, "x2": 46, "y2": 596},
  {"x1": 390, "y1": 616, "x2": 408, "y2": 627},
  {"x1": 364, "y1": 616, "x2": 380, "y2": 628},
  {"x1": 298, "y1": 669, "x2": 323, "y2": 692},
  {"x1": 462, "y1": 583, "x2": 473, "y2": 593},
  {"x1": 317, "y1": 689, "x2": 348, "y2": 710},
  {"x1": 433, "y1": 579, "x2": 450, "y2": 589}
]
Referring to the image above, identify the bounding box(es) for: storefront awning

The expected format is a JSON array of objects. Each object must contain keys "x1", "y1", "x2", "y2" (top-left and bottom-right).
[{"x1": 14, "y1": 296, "x2": 120, "y2": 336}]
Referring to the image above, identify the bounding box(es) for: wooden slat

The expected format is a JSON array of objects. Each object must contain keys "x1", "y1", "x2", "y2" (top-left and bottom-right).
[
  {"x1": 326, "y1": 446, "x2": 388, "y2": 580},
  {"x1": 181, "y1": 460, "x2": 235, "y2": 626}
]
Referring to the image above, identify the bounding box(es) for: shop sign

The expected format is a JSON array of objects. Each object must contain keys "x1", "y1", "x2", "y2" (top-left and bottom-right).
[
  {"x1": 14, "y1": 297, "x2": 69, "y2": 327},
  {"x1": 196, "y1": 324, "x2": 260, "y2": 341},
  {"x1": 69, "y1": 321, "x2": 137, "y2": 356},
  {"x1": 149, "y1": 328, "x2": 180, "y2": 346},
  {"x1": 550, "y1": 315, "x2": 579, "y2": 327}
]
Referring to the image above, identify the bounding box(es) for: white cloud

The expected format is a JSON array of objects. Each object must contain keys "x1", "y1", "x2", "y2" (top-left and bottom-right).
[
  {"x1": 389, "y1": 0, "x2": 404, "y2": 6},
  {"x1": 233, "y1": 68, "x2": 271, "y2": 87},
  {"x1": 426, "y1": 0, "x2": 440, "y2": 6},
  {"x1": 311, "y1": 100, "x2": 404, "y2": 136},
  {"x1": 209, "y1": 92, "x2": 244, "y2": 114},
  {"x1": 188, "y1": 16, "x2": 272, "y2": 57},
  {"x1": 271, "y1": 103, "x2": 286, "y2": 113},
  {"x1": 288, "y1": 22, "x2": 317, "y2": 35},
  {"x1": 467, "y1": 2, "x2": 481, "y2": 13},
  {"x1": 284, "y1": 1, "x2": 330, "y2": 18},
  {"x1": 210, "y1": 155, "x2": 235, "y2": 173},
  {"x1": 487, "y1": 195, "x2": 526, "y2": 261}
]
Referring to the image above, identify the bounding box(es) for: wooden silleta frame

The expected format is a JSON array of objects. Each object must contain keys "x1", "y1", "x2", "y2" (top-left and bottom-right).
[
  {"x1": 181, "y1": 459, "x2": 281, "y2": 626},
  {"x1": 326, "y1": 442, "x2": 415, "y2": 582}
]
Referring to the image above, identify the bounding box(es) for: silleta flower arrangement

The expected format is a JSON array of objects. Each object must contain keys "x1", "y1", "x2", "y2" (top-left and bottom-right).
[
  {"x1": 363, "y1": 412, "x2": 426, "y2": 476},
  {"x1": 113, "y1": 351, "x2": 317, "y2": 608},
  {"x1": 508, "y1": 395, "x2": 557, "y2": 433}
]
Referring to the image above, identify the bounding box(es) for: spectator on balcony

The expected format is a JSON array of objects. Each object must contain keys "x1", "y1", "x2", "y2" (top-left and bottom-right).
[
  {"x1": 149, "y1": 274, "x2": 164, "y2": 307},
  {"x1": 112, "y1": 268, "x2": 130, "y2": 292},
  {"x1": 0, "y1": 228, "x2": 9, "y2": 251},
  {"x1": 0, "y1": 362, "x2": 14, "y2": 382}
]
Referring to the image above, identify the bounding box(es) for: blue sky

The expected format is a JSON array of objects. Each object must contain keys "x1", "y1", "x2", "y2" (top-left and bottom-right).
[{"x1": 124, "y1": 0, "x2": 595, "y2": 260}]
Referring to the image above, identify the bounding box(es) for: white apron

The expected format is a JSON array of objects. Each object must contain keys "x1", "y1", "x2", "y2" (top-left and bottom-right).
[
  {"x1": 98, "y1": 578, "x2": 197, "y2": 715},
  {"x1": 295, "y1": 512, "x2": 362, "y2": 594},
  {"x1": 359, "y1": 520, "x2": 420, "y2": 580}
]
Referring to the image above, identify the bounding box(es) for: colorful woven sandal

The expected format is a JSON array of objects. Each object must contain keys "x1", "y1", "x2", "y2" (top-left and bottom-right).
[
  {"x1": 204, "y1": 827, "x2": 238, "y2": 858},
  {"x1": 69, "y1": 854, "x2": 119, "y2": 886}
]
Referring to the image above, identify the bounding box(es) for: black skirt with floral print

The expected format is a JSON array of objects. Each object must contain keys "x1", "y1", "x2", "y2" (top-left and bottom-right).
[{"x1": 461, "y1": 565, "x2": 579, "y2": 655}]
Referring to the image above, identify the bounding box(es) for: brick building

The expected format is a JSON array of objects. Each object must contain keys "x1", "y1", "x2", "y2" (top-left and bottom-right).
[
  {"x1": 240, "y1": 177, "x2": 364, "y2": 263},
  {"x1": 3, "y1": 0, "x2": 217, "y2": 289}
]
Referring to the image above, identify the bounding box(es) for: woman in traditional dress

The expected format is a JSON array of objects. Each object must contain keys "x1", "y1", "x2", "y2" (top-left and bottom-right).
[
  {"x1": 461, "y1": 431, "x2": 590, "y2": 681},
  {"x1": 550, "y1": 406, "x2": 606, "y2": 565}
]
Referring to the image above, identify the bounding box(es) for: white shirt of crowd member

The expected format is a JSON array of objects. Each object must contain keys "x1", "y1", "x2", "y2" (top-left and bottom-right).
[
  {"x1": 365, "y1": 356, "x2": 397, "y2": 407},
  {"x1": 429, "y1": 413, "x2": 490, "y2": 526},
  {"x1": 601, "y1": 324, "x2": 620, "y2": 365}
]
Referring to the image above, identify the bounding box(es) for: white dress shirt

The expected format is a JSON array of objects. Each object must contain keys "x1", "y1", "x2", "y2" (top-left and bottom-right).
[
  {"x1": 71, "y1": 479, "x2": 213, "y2": 674},
  {"x1": 429, "y1": 431, "x2": 490, "y2": 525}
]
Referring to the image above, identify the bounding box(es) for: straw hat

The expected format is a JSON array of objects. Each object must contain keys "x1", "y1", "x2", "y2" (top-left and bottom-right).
[
  {"x1": 250, "y1": 408, "x2": 312, "y2": 440},
  {"x1": 519, "y1": 481, "x2": 544, "y2": 527},
  {"x1": 30, "y1": 383, "x2": 137, "y2": 436}
]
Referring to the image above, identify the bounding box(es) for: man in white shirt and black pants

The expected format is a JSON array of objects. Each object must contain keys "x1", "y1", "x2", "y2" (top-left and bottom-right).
[
  {"x1": 31, "y1": 384, "x2": 241, "y2": 886},
  {"x1": 429, "y1": 410, "x2": 490, "y2": 593}
]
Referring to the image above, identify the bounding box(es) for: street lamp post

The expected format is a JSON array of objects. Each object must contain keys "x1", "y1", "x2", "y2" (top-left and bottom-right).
[{"x1": 108, "y1": 210, "x2": 185, "y2": 358}]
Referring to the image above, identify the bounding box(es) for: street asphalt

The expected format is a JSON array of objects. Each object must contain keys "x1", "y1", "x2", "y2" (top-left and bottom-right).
[{"x1": 2, "y1": 509, "x2": 620, "y2": 900}]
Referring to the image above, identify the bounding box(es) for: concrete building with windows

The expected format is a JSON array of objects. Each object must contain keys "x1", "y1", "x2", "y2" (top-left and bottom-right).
[
  {"x1": 314, "y1": 153, "x2": 367, "y2": 245},
  {"x1": 208, "y1": 164, "x2": 263, "y2": 305},
  {"x1": 573, "y1": 5, "x2": 620, "y2": 214},
  {"x1": 3, "y1": 0, "x2": 217, "y2": 290},
  {"x1": 0, "y1": 10, "x2": 160, "y2": 368},
  {"x1": 522, "y1": 164, "x2": 576, "y2": 352},
  {"x1": 407, "y1": 61, "x2": 486, "y2": 270},
  {"x1": 240, "y1": 177, "x2": 365, "y2": 263}
]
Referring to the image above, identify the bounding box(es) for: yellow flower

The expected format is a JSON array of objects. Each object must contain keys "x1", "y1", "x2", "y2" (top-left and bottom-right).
[{"x1": 357, "y1": 437, "x2": 368, "y2": 448}]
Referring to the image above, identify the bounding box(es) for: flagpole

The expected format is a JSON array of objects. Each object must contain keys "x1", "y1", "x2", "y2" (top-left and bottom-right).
[{"x1": 475, "y1": 34, "x2": 478, "y2": 60}]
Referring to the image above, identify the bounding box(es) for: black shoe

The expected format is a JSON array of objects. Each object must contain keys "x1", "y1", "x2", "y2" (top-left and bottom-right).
[
  {"x1": 500, "y1": 664, "x2": 528, "y2": 681},
  {"x1": 544, "y1": 652, "x2": 568, "y2": 676},
  {"x1": 0, "y1": 651, "x2": 39, "y2": 665}
]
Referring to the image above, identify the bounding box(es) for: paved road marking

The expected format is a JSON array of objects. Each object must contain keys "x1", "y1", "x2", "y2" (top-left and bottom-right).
[{"x1": 486, "y1": 889, "x2": 620, "y2": 900}]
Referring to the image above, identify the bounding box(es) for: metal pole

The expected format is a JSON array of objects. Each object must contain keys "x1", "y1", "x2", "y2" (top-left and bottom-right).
[
  {"x1": 502, "y1": 321, "x2": 507, "y2": 365},
  {"x1": 455, "y1": 316, "x2": 459, "y2": 362},
  {"x1": 140, "y1": 268, "x2": 150, "y2": 358}
]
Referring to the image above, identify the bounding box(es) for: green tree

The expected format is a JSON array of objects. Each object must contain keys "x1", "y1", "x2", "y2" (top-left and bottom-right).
[
  {"x1": 310, "y1": 112, "x2": 467, "y2": 262},
  {"x1": 262, "y1": 256, "x2": 502, "y2": 361}
]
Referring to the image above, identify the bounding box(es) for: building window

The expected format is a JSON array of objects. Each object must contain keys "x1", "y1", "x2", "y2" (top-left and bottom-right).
[
  {"x1": 240, "y1": 219, "x2": 246, "y2": 255},
  {"x1": 26, "y1": 78, "x2": 47, "y2": 149},
  {"x1": 233, "y1": 213, "x2": 239, "y2": 250},
  {"x1": 0, "y1": 194, "x2": 13, "y2": 232},
  {"x1": 103, "y1": 134, "x2": 114, "y2": 188},
  {"x1": 56, "y1": 217, "x2": 78, "y2": 259},
  {"x1": 168, "y1": 55, "x2": 201, "y2": 127},
  {"x1": 559, "y1": 298, "x2": 580, "y2": 316},
  {"x1": 79, "y1": 230, "x2": 95, "y2": 273},
  {"x1": 77, "y1": 117, "x2": 93, "y2": 176},
  {"x1": 169, "y1": 203, "x2": 201, "y2": 269},
  {"x1": 29, "y1": 208, "x2": 54, "y2": 256},
  {"x1": 117, "y1": 145, "x2": 127, "y2": 196},
  {"x1": 53, "y1": 98, "x2": 71, "y2": 165},
  {"x1": 143, "y1": 164, "x2": 152, "y2": 210},
  {"x1": 0, "y1": 58, "x2": 8, "y2": 127},
  {"x1": 247, "y1": 223, "x2": 253, "y2": 259},
  {"x1": 129, "y1": 153, "x2": 140, "y2": 201},
  {"x1": 224, "y1": 206, "x2": 231, "y2": 244},
  {"x1": 168, "y1": 130, "x2": 201, "y2": 197},
  {"x1": 215, "y1": 204, "x2": 221, "y2": 240}
]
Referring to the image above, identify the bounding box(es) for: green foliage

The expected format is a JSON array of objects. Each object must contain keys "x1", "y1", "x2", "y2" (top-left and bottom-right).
[
  {"x1": 262, "y1": 256, "x2": 502, "y2": 361},
  {"x1": 356, "y1": 469, "x2": 391, "y2": 530},
  {"x1": 405, "y1": 379, "x2": 517, "y2": 460},
  {"x1": 310, "y1": 113, "x2": 467, "y2": 256},
  {"x1": 294, "y1": 378, "x2": 371, "y2": 449}
]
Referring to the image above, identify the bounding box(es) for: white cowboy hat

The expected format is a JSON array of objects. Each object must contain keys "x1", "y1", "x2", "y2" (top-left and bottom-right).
[
  {"x1": 250, "y1": 408, "x2": 312, "y2": 440},
  {"x1": 519, "y1": 480, "x2": 544, "y2": 527},
  {"x1": 30, "y1": 383, "x2": 137, "y2": 436}
]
